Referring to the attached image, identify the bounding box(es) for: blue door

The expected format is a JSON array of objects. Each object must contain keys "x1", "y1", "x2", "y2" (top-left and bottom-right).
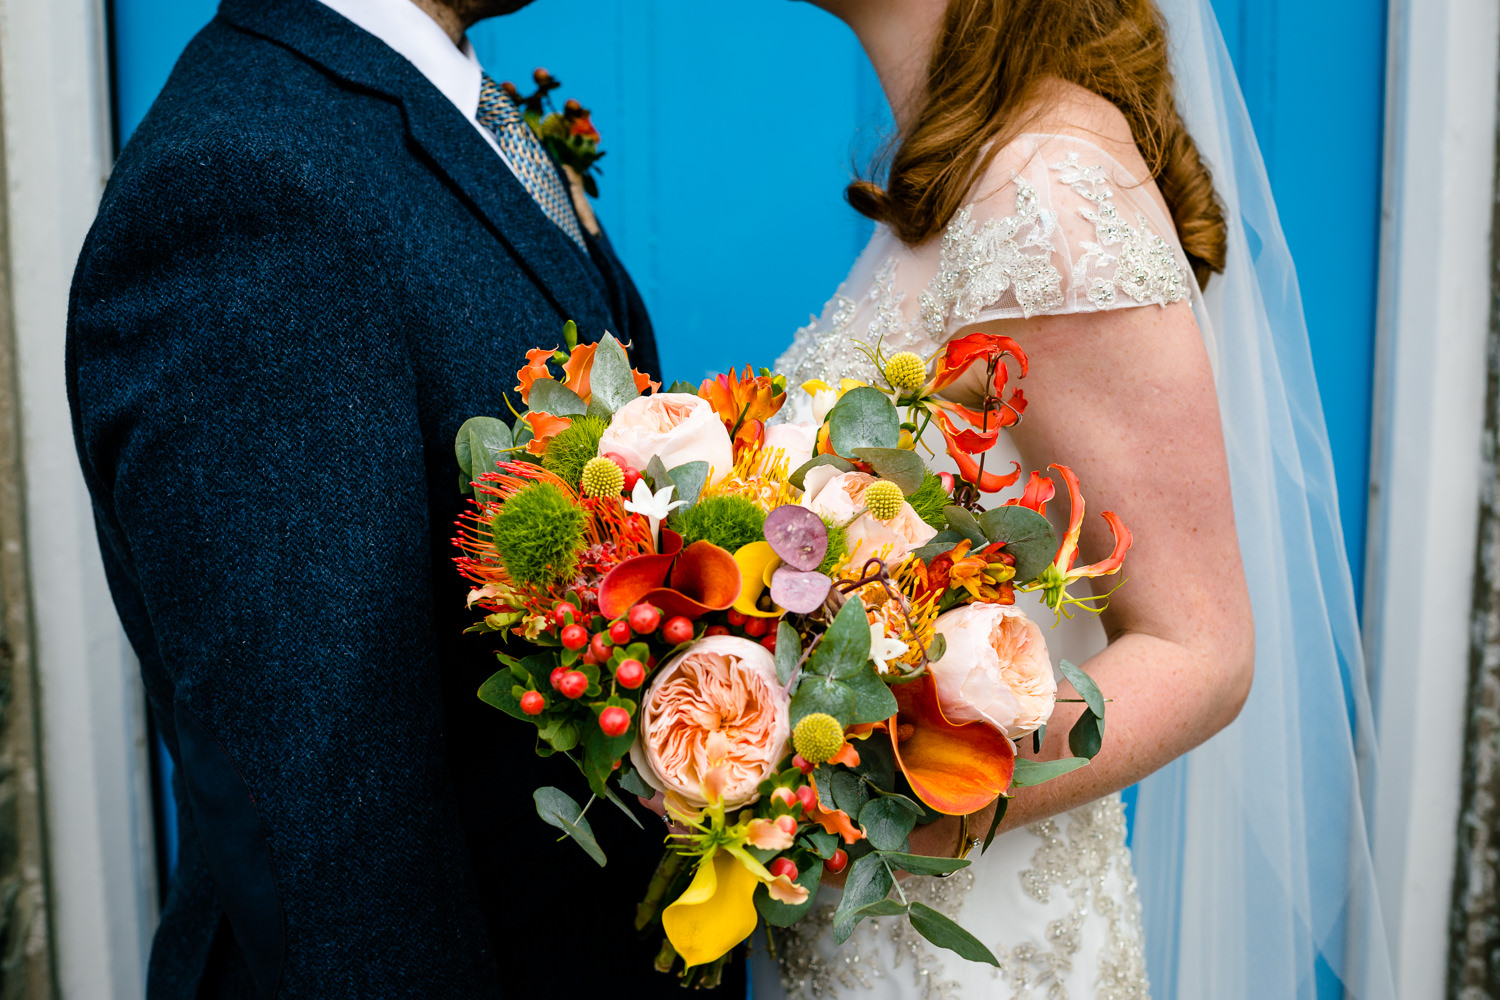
[{"x1": 112, "y1": 7, "x2": 1387, "y2": 987}]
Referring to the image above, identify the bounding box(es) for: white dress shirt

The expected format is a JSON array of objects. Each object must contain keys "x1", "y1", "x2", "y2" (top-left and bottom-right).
[{"x1": 315, "y1": 0, "x2": 511, "y2": 168}]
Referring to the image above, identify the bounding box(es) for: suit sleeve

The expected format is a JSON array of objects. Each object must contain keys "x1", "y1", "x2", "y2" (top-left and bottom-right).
[{"x1": 70, "y1": 141, "x2": 503, "y2": 996}]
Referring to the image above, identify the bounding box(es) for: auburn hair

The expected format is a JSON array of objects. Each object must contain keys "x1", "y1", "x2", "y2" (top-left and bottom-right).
[{"x1": 848, "y1": 0, "x2": 1227, "y2": 288}]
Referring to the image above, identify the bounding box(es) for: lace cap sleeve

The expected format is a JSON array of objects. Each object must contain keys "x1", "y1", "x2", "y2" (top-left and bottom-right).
[{"x1": 917, "y1": 134, "x2": 1194, "y2": 336}]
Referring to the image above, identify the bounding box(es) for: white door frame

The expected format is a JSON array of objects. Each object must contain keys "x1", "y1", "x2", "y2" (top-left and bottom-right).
[
  {"x1": 0, "y1": 0, "x2": 158, "y2": 996},
  {"x1": 1365, "y1": 0, "x2": 1499, "y2": 996}
]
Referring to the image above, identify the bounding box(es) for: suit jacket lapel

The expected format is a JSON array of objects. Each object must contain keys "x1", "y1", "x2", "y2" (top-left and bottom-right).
[{"x1": 218, "y1": 0, "x2": 608, "y2": 331}]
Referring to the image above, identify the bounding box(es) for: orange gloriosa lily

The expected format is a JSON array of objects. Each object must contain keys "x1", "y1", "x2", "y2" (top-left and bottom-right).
[
  {"x1": 514, "y1": 340, "x2": 659, "y2": 407},
  {"x1": 699, "y1": 366, "x2": 786, "y2": 455},
  {"x1": 1024, "y1": 464, "x2": 1133, "y2": 612},
  {"x1": 887, "y1": 674, "x2": 1015, "y2": 815},
  {"x1": 923, "y1": 334, "x2": 1030, "y2": 493}
]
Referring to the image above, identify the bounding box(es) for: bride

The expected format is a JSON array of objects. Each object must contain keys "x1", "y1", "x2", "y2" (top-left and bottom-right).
[{"x1": 755, "y1": 0, "x2": 1393, "y2": 997}]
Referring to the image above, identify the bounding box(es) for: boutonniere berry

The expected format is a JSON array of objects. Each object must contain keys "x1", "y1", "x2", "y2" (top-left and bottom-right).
[{"x1": 502, "y1": 68, "x2": 606, "y2": 198}]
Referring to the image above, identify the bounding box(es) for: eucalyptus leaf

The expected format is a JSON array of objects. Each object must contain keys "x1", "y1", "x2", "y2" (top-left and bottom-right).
[
  {"x1": 859, "y1": 797, "x2": 917, "y2": 852},
  {"x1": 590, "y1": 333, "x2": 640, "y2": 415},
  {"x1": 981, "y1": 795, "x2": 1009, "y2": 854},
  {"x1": 666, "y1": 380, "x2": 698, "y2": 394},
  {"x1": 775, "y1": 621, "x2": 801, "y2": 686},
  {"x1": 755, "y1": 862, "x2": 823, "y2": 927},
  {"x1": 802, "y1": 829, "x2": 839, "y2": 860},
  {"x1": 912, "y1": 531, "x2": 967, "y2": 563},
  {"x1": 843, "y1": 663, "x2": 900, "y2": 726},
  {"x1": 1068, "y1": 711, "x2": 1105, "y2": 760},
  {"x1": 533, "y1": 787, "x2": 607, "y2": 866},
  {"x1": 809, "y1": 596, "x2": 872, "y2": 680},
  {"x1": 455, "y1": 415, "x2": 512, "y2": 491},
  {"x1": 644, "y1": 455, "x2": 671, "y2": 493},
  {"x1": 618, "y1": 765, "x2": 655, "y2": 799},
  {"x1": 852, "y1": 735, "x2": 897, "y2": 790},
  {"x1": 667, "y1": 461, "x2": 710, "y2": 508},
  {"x1": 851, "y1": 447, "x2": 925, "y2": 494},
  {"x1": 1058, "y1": 659, "x2": 1106, "y2": 718},
  {"x1": 790, "y1": 454, "x2": 855, "y2": 490},
  {"x1": 790, "y1": 675, "x2": 855, "y2": 727},
  {"x1": 831, "y1": 854, "x2": 894, "y2": 940},
  {"x1": 944, "y1": 505, "x2": 987, "y2": 545},
  {"x1": 1010, "y1": 756, "x2": 1090, "y2": 787},
  {"x1": 529, "y1": 379, "x2": 588, "y2": 417},
  {"x1": 908, "y1": 902, "x2": 999, "y2": 966},
  {"x1": 600, "y1": 781, "x2": 644, "y2": 830},
  {"x1": 878, "y1": 851, "x2": 972, "y2": 877},
  {"x1": 977, "y1": 505, "x2": 1058, "y2": 581},
  {"x1": 851, "y1": 899, "x2": 909, "y2": 918},
  {"x1": 827, "y1": 387, "x2": 901, "y2": 457},
  {"x1": 830, "y1": 770, "x2": 871, "y2": 819}
]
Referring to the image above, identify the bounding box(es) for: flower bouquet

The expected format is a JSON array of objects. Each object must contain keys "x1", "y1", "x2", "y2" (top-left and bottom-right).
[{"x1": 454, "y1": 321, "x2": 1130, "y2": 986}]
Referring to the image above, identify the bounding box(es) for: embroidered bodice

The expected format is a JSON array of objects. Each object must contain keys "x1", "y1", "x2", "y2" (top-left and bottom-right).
[{"x1": 777, "y1": 134, "x2": 1192, "y2": 423}]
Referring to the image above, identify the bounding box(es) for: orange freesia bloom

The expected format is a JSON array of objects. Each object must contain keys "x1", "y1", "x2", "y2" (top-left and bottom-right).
[
  {"x1": 522, "y1": 411, "x2": 573, "y2": 456},
  {"x1": 888, "y1": 674, "x2": 1015, "y2": 815},
  {"x1": 1024, "y1": 464, "x2": 1132, "y2": 611},
  {"x1": 699, "y1": 366, "x2": 786, "y2": 454}
]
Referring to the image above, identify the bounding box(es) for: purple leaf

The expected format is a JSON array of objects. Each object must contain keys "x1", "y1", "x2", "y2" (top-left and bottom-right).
[
  {"x1": 770, "y1": 566, "x2": 833, "y2": 614},
  {"x1": 764, "y1": 505, "x2": 829, "y2": 572}
]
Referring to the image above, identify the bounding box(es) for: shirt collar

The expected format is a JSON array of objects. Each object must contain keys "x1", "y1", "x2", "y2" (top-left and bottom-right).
[{"x1": 315, "y1": 0, "x2": 482, "y2": 120}]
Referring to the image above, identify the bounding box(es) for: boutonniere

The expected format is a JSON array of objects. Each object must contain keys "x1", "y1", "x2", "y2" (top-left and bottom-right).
[{"x1": 502, "y1": 69, "x2": 606, "y2": 199}]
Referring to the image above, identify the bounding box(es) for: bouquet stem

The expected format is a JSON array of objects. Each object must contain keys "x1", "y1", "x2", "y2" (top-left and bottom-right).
[
  {"x1": 636, "y1": 848, "x2": 689, "y2": 931},
  {"x1": 653, "y1": 936, "x2": 678, "y2": 974}
]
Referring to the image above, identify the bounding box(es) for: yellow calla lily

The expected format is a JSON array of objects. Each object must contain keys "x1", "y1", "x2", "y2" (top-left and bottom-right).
[
  {"x1": 662, "y1": 850, "x2": 762, "y2": 969},
  {"x1": 732, "y1": 541, "x2": 783, "y2": 618}
]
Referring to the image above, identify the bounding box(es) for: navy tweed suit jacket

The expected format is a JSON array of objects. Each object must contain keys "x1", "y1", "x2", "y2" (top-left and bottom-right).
[{"x1": 67, "y1": 1, "x2": 734, "y2": 996}]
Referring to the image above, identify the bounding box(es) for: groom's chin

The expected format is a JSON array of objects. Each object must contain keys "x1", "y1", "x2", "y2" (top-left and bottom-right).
[{"x1": 456, "y1": 0, "x2": 543, "y2": 19}]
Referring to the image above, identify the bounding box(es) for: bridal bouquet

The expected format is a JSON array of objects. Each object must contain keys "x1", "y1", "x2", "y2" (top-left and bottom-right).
[{"x1": 454, "y1": 322, "x2": 1130, "y2": 985}]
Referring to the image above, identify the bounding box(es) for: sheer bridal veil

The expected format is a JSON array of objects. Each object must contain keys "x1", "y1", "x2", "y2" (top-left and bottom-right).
[{"x1": 1134, "y1": 1, "x2": 1395, "y2": 997}]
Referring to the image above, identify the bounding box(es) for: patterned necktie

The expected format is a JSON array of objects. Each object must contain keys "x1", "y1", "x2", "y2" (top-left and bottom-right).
[{"x1": 475, "y1": 73, "x2": 588, "y2": 252}]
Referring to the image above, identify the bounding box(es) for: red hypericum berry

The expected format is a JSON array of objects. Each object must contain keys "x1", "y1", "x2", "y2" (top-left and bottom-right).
[
  {"x1": 590, "y1": 632, "x2": 614, "y2": 662},
  {"x1": 795, "y1": 785, "x2": 817, "y2": 812},
  {"x1": 938, "y1": 472, "x2": 956, "y2": 494},
  {"x1": 662, "y1": 616, "x2": 694, "y2": 645},
  {"x1": 552, "y1": 601, "x2": 576, "y2": 627},
  {"x1": 560, "y1": 624, "x2": 588, "y2": 650},
  {"x1": 550, "y1": 666, "x2": 567, "y2": 691},
  {"x1": 520, "y1": 691, "x2": 546, "y2": 716},
  {"x1": 726, "y1": 609, "x2": 748, "y2": 627},
  {"x1": 705, "y1": 625, "x2": 730, "y2": 637},
  {"x1": 581, "y1": 646, "x2": 600, "y2": 667},
  {"x1": 621, "y1": 468, "x2": 642, "y2": 494},
  {"x1": 775, "y1": 814, "x2": 798, "y2": 836},
  {"x1": 599, "y1": 706, "x2": 631, "y2": 737},
  {"x1": 760, "y1": 632, "x2": 778, "y2": 653},
  {"x1": 768, "y1": 857, "x2": 798, "y2": 881},
  {"x1": 616, "y1": 659, "x2": 646, "y2": 689},
  {"x1": 743, "y1": 616, "x2": 770, "y2": 638},
  {"x1": 792, "y1": 754, "x2": 814, "y2": 775},
  {"x1": 603, "y1": 451, "x2": 631, "y2": 468},
  {"x1": 608, "y1": 621, "x2": 632, "y2": 645},
  {"x1": 825, "y1": 849, "x2": 849, "y2": 875},
  {"x1": 613, "y1": 758, "x2": 622, "y2": 770},
  {"x1": 628, "y1": 602, "x2": 661, "y2": 634},
  {"x1": 558, "y1": 671, "x2": 588, "y2": 700},
  {"x1": 770, "y1": 787, "x2": 796, "y2": 808}
]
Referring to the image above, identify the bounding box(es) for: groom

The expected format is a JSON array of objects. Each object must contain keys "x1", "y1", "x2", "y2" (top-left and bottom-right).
[{"x1": 66, "y1": 0, "x2": 734, "y2": 996}]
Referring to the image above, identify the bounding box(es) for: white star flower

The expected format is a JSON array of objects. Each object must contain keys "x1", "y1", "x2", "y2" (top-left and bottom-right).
[
  {"x1": 623, "y1": 477, "x2": 688, "y2": 548},
  {"x1": 869, "y1": 621, "x2": 910, "y2": 675}
]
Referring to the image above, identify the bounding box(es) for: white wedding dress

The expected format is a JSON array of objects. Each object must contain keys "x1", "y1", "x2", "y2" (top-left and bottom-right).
[{"x1": 753, "y1": 132, "x2": 1197, "y2": 1000}]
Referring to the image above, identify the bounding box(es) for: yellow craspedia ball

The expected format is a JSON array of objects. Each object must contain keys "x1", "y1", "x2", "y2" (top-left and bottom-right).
[
  {"x1": 863, "y1": 480, "x2": 905, "y2": 522},
  {"x1": 580, "y1": 456, "x2": 625, "y2": 498},
  {"x1": 884, "y1": 351, "x2": 928, "y2": 394},
  {"x1": 793, "y1": 713, "x2": 846, "y2": 765}
]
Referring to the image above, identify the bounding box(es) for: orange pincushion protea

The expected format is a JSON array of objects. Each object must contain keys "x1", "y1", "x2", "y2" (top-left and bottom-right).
[{"x1": 454, "y1": 463, "x2": 655, "y2": 624}]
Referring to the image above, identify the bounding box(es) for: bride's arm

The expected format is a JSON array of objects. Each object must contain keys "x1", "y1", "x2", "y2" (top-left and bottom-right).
[{"x1": 909, "y1": 298, "x2": 1254, "y2": 856}]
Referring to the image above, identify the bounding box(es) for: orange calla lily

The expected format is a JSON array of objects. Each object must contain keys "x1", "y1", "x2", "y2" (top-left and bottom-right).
[
  {"x1": 598, "y1": 532, "x2": 742, "y2": 621},
  {"x1": 888, "y1": 674, "x2": 1015, "y2": 816}
]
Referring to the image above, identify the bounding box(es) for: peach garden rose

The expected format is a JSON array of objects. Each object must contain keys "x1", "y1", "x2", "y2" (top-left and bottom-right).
[
  {"x1": 597, "y1": 392, "x2": 735, "y2": 485},
  {"x1": 630, "y1": 634, "x2": 790, "y2": 811},
  {"x1": 928, "y1": 602, "x2": 1056, "y2": 739},
  {"x1": 800, "y1": 467, "x2": 938, "y2": 566}
]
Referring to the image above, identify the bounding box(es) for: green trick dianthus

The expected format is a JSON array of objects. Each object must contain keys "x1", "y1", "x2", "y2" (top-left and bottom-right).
[
  {"x1": 541, "y1": 415, "x2": 607, "y2": 487},
  {"x1": 673, "y1": 495, "x2": 767, "y2": 554},
  {"x1": 491, "y1": 481, "x2": 586, "y2": 586},
  {"x1": 907, "y1": 472, "x2": 951, "y2": 531}
]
